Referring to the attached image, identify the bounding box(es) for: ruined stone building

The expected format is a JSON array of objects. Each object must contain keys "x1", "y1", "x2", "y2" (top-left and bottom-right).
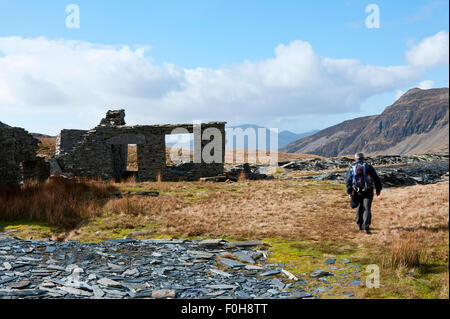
[
  {"x1": 0, "y1": 124, "x2": 50, "y2": 189},
  {"x1": 54, "y1": 110, "x2": 226, "y2": 181}
]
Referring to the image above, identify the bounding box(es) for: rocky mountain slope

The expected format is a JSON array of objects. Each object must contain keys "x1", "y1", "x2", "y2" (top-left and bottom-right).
[
  {"x1": 0, "y1": 121, "x2": 10, "y2": 128},
  {"x1": 281, "y1": 88, "x2": 449, "y2": 156}
]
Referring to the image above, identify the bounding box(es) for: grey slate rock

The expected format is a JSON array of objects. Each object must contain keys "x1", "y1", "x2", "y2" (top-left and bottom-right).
[
  {"x1": 228, "y1": 240, "x2": 264, "y2": 247},
  {"x1": 209, "y1": 269, "x2": 232, "y2": 278},
  {"x1": 260, "y1": 269, "x2": 281, "y2": 277},
  {"x1": 205, "y1": 284, "x2": 236, "y2": 290},
  {"x1": 97, "y1": 277, "x2": 122, "y2": 288},
  {"x1": 217, "y1": 257, "x2": 246, "y2": 268},
  {"x1": 233, "y1": 251, "x2": 256, "y2": 264},
  {"x1": 290, "y1": 291, "x2": 313, "y2": 299},
  {"x1": 310, "y1": 270, "x2": 333, "y2": 278},
  {"x1": 325, "y1": 258, "x2": 336, "y2": 265},
  {"x1": 0, "y1": 235, "x2": 351, "y2": 299},
  {"x1": 8, "y1": 280, "x2": 31, "y2": 289}
]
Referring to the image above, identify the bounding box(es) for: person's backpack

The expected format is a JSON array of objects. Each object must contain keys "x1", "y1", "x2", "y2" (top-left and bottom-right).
[{"x1": 351, "y1": 163, "x2": 373, "y2": 193}]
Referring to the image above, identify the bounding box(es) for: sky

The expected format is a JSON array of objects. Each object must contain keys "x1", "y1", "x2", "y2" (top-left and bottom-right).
[{"x1": 0, "y1": 0, "x2": 448, "y2": 135}]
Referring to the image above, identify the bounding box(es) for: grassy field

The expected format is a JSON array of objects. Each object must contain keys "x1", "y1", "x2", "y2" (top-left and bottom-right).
[
  {"x1": 3, "y1": 137, "x2": 446, "y2": 298},
  {"x1": 0, "y1": 174, "x2": 448, "y2": 299}
]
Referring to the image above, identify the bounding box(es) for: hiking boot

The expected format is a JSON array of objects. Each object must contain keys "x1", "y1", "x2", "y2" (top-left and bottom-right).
[{"x1": 364, "y1": 228, "x2": 371, "y2": 235}]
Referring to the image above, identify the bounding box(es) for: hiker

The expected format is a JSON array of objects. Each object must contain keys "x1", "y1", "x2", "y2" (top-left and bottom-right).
[{"x1": 346, "y1": 153, "x2": 382, "y2": 234}]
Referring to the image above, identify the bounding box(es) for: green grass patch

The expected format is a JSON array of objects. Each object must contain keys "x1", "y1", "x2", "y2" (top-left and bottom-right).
[{"x1": 0, "y1": 220, "x2": 60, "y2": 239}]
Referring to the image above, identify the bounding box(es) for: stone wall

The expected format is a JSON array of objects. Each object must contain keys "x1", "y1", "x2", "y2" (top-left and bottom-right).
[
  {"x1": 55, "y1": 129, "x2": 88, "y2": 156},
  {"x1": 0, "y1": 126, "x2": 49, "y2": 189},
  {"x1": 55, "y1": 110, "x2": 226, "y2": 181}
]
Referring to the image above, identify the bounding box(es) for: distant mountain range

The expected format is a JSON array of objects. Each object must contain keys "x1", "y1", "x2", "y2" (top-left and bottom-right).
[
  {"x1": 281, "y1": 88, "x2": 449, "y2": 157},
  {"x1": 166, "y1": 124, "x2": 317, "y2": 150},
  {"x1": 227, "y1": 124, "x2": 318, "y2": 150}
]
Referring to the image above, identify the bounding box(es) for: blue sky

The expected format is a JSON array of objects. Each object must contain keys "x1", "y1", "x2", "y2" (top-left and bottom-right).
[{"x1": 0, "y1": 0, "x2": 448, "y2": 135}]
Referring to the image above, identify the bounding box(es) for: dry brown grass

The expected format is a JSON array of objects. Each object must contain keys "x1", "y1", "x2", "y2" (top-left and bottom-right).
[
  {"x1": 2, "y1": 166, "x2": 447, "y2": 252},
  {"x1": 1, "y1": 173, "x2": 447, "y2": 298},
  {"x1": 99, "y1": 180, "x2": 448, "y2": 249},
  {"x1": 37, "y1": 137, "x2": 56, "y2": 159},
  {"x1": 384, "y1": 233, "x2": 424, "y2": 269},
  {"x1": 225, "y1": 149, "x2": 321, "y2": 164},
  {"x1": 0, "y1": 176, "x2": 115, "y2": 228}
]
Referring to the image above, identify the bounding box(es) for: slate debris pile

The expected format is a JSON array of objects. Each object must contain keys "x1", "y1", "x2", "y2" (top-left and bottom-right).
[
  {"x1": 224, "y1": 153, "x2": 448, "y2": 186},
  {"x1": 0, "y1": 235, "x2": 364, "y2": 299},
  {"x1": 310, "y1": 160, "x2": 449, "y2": 186},
  {"x1": 279, "y1": 153, "x2": 449, "y2": 171},
  {"x1": 271, "y1": 153, "x2": 448, "y2": 187}
]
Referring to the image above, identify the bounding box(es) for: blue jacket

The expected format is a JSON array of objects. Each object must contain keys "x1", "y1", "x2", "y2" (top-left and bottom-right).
[{"x1": 346, "y1": 160, "x2": 382, "y2": 195}]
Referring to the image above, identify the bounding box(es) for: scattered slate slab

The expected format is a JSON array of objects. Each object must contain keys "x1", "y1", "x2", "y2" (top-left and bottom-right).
[
  {"x1": 205, "y1": 284, "x2": 236, "y2": 290},
  {"x1": 310, "y1": 270, "x2": 333, "y2": 278},
  {"x1": 233, "y1": 251, "x2": 256, "y2": 264},
  {"x1": 122, "y1": 268, "x2": 139, "y2": 277},
  {"x1": 3, "y1": 262, "x2": 13, "y2": 270},
  {"x1": 290, "y1": 292, "x2": 313, "y2": 299},
  {"x1": 44, "y1": 246, "x2": 56, "y2": 254},
  {"x1": 271, "y1": 278, "x2": 285, "y2": 289},
  {"x1": 209, "y1": 269, "x2": 232, "y2": 277},
  {"x1": 0, "y1": 236, "x2": 349, "y2": 300},
  {"x1": 59, "y1": 286, "x2": 92, "y2": 297},
  {"x1": 205, "y1": 290, "x2": 227, "y2": 297},
  {"x1": 325, "y1": 258, "x2": 336, "y2": 265},
  {"x1": 260, "y1": 269, "x2": 281, "y2": 277},
  {"x1": 0, "y1": 277, "x2": 15, "y2": 285},
  {"x1": 198, "y1": 239, "x2": 227, "y2": 248},
  {"x1": 235, "y1": 290, "x2": 251, "y2": 299},
  {"x1": 228, "y1": 240, "x2": 264, "y2": 247},
  {"x1": 0, "y1": 289, "x2": 47, "y2": 297},
  {"x1": 47, "y1": 265, "x2": 65, "y2": 271},
  {"x1": 8, "y1": 280, "x2": 31, "y2": 289},
  {"x1": 40, "y1": 282, "x2": 56, "y2": 288},
  {"x1": 108, "y1": 263, "x2": 125, "y2": 271},
  {"x1": 152, "y1": 289, "x2": 176, "y2": 299},
  {"x1": 245, "y1": 265, "x2": 263, "y2": 270},
  {"x1": 97, "y1": 277, "x2": 122, "y2": 288},
  {"x1": 187, "y1": 250, "x2": 215, "y2": 259},
  {"x1": 218, "y1": 257, "x2": 246, "y2": 268},
  {"x1": 144, "y1": 239, "x2": 187, "y2": 245},
  {"x1": 103, "y1": 289, "x2": 128, "y2": 297}
]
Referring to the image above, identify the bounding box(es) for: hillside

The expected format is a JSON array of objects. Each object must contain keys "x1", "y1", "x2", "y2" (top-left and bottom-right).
[
  {"x1": 281, "y1": 88, "x2": 449, "y2": 157},
  {"x1": 0, "y1": 121, "x2": 10, "y2": 128}
]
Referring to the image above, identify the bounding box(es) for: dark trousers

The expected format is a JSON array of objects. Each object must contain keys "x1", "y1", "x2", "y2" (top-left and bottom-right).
[{"x1": 355, "y1": 193, "x2": 373, "y2": 230}]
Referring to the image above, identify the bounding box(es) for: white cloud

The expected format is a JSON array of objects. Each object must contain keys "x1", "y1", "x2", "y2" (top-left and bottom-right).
[
  {"x1": 405, "y1": 30, "x2": 449, "y2": 68},
  {"x1": 0, "y1": 31, "x2": 447, "y2": 133},
  {"x1": 418, "y1": 80, "x2": 435, "y2": 89}
]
